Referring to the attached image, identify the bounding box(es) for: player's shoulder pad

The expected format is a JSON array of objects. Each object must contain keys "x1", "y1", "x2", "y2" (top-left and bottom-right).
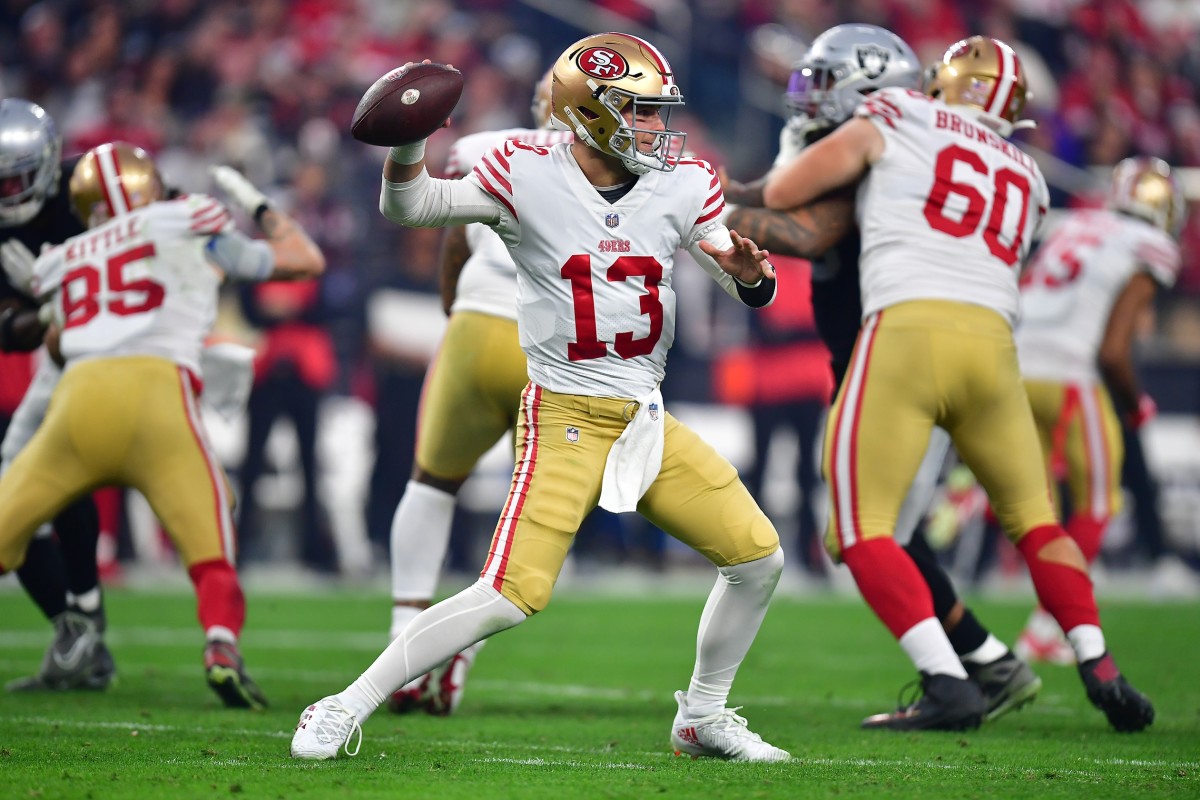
[
  {"x1": 855, "y1": 86, "x2": 931, "y2": 130},
  {"x1": 147, "y1": 193, "x2": 234, "y2": 237}
]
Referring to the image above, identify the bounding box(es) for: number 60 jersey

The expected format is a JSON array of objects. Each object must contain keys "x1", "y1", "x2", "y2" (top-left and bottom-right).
[
  {"x1": 854, "y1": 87, "x2": 1050, "y2": 324},
  {"x1": 32, "y1": 194, "x2": 232, "y2": 375},
  {"x1": 469, "y1": 140, "x2": 733, "y2": 398}
]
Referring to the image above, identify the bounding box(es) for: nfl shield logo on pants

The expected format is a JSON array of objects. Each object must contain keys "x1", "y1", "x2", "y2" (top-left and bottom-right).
[
  {"x1": 605, "y1": 213, "x2": 620, "y2": 228},
  {"x1": 648, "y1": 402, "x2": 659, "y2": 421},
  {"x1": 565, "y1": 426, "x2": 580, "y2": 442}
]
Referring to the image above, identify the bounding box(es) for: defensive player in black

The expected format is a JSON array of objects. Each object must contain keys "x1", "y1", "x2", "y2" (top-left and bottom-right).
[
  {"x1": 721, "y1": 26, "x2": 1041, "y2": 729},
  {"x1": 0, "y1": 98, "x2": 113, "y2": 692}
]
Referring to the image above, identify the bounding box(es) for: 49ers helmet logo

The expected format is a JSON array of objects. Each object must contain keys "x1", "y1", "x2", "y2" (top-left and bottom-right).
[{"x1": 577, "y1": 47, "x2": 629, "y2": 80}]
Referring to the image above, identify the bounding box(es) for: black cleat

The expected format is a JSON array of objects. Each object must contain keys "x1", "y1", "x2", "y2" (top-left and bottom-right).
[
  {"x1": 204, "y1": 641, "x2": 268, "y2": 710},
  {"x1": 862, "y1": 673, "x2": 986, "y2": 731},
  {"x1": 1079, "y1": 652, "x2": 1154, "y2": 732},
  {"x1": 966, "y1": 651, "x2": 1041, "y2": 722},
  {"x1": 5, "y1": 609, "x2": 116, "y2": 692}
]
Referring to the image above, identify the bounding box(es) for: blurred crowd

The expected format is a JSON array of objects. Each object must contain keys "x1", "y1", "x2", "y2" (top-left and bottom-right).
[{"x1": 1, "y1": 0, "x2": 1198, "y2": 583}]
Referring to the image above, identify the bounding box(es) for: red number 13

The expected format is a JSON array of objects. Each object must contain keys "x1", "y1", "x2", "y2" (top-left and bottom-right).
[{"x1": 561, "y1": 254, "x2": 664, "y2": 361}]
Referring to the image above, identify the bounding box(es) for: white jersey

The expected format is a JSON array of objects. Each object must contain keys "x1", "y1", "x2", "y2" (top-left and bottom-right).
[
  {"x1": 854, "y1": 87, "x2": 1050, "y2": 325},
  {"x1": 32, "y1": 194, "x2": 233, "y2": 375},
  {"x1": 1016, "y1": 209, "x2": 1180, "y2": 383},
  {"x1": 466, "y1": 141, "x2": 728, "y2": 397},
  {"x1": 445, "y1": 127, "x2": 574, "y2": 320}
]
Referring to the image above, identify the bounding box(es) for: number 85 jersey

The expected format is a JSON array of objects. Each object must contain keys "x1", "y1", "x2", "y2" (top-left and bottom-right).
[
  {"x1": 32, "y1": 194, "x2": 232, "y2": 375},
  {"x1": 472, "y1": 140, "x2": 728, "y2": 398},
  {"x1": 854, "y1": 87, "x2": 1049, "y2": 325}
]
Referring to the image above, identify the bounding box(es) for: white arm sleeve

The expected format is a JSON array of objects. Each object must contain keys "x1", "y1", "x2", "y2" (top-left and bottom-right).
[
  {"x1": 687, "y1": 224, "x2": 777, "y2": 307},
  {"x1": 205, "y1": 231, "x2": 274, "y2": 281},
  {"x1": 379, "y1": 168, "x2": 503, "y2": 229}
]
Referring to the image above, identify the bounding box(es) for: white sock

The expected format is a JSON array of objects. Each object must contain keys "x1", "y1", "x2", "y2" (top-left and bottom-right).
[
  {"x1": 390, "y1": 604, "x2": 424, "y2": 644},
  {"x1": 67, "y1": 587, "x2": 102, "y2": 613},
  {"x1": 899, "y1": 618, "x2": 968, "y2": 678},
  {"x1": 338, "y1": 580, "x2": 526, "y2": 724},
  {"x1": 686, "y1": 549, "x2": 784, "y2": 718},
  {"x1": 1066, "y1": 624, "x2": 1106, "y2": 662},
  {"x1": 205, "y1": 625, "x2": 237, "y2": 644},
  {"x1": 390, "y1": 480, "x2": 456, "y2": 639},
  {"x1": 961, "y1": 634, "x2": 1009, "y2": 665}
]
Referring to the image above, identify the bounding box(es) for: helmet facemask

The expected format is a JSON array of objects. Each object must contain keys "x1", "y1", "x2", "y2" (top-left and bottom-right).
[{"x1": 588, "y1": 87, "x2": 685, "y2": 175}]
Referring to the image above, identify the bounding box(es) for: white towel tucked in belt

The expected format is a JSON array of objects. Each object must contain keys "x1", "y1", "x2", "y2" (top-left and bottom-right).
[{"x1": 599, "y1": 386, "x2": 665, "y2": 513}]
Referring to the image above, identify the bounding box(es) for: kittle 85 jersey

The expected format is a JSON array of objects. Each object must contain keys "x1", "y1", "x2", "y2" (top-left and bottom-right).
[
  {"x1": 446, "y1": 128, "x2": 574, "y2": 320},
  {"x1": 468, "y1": 140, "x2": 725, "y2": 398},
  {"x1": 854, "y1": 87, "x2": 1050, "y2": 324},
  {"x1": 1016, "y1": 209, "x2": 1180, "y2": 383},
  {"x1": 33, "y1": 194, "x2": 232, "y2": 374}
]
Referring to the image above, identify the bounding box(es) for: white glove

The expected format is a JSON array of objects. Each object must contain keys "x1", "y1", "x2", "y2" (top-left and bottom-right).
[
  {"x1": 209, "y1": 166, "x2": 269, "y2": 216},
  {"x1": 0, "y1": 238, "x2": 36, "y2": 295}
]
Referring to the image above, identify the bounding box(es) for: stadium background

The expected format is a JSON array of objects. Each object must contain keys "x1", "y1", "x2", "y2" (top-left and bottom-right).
[{"x1": 1, "y1": 0, "x2": 1198, "y2": 591}]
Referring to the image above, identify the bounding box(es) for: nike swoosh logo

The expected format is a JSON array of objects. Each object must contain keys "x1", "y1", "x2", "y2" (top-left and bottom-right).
[{"x1": 51, "y1": 634, "x2": 93, "y2": 671}]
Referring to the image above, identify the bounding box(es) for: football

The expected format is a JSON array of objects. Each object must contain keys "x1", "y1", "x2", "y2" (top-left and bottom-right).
[{"x1": 350, "y1": 63, "x2": 464, "y2": 147}]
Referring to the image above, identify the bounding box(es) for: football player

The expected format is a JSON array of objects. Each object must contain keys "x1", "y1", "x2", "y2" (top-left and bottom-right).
[
  {"x1": 720, "y1": 26, "x2": 1041, "y2": 727},
  {"x1": 0, "y1": 142, "x2": 325, "y2": 709},
  {"x1": 762, "y1": 36, "x2": 1154, "y2": 732},
  {"x1": 1014, "y1": 157, "x2": 1185, "y2": 663},
  {"x1": 0, "y1": 98, "x2": 112, "y2": 693},
  {"x1": 293, "y1": 34, "x2": 789, "y2": 762},
  {"x1": 385, "y1": 69, "x2": 574, "y2": 716}
]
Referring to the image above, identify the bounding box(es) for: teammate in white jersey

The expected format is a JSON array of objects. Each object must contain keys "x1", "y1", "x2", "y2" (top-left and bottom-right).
[
  {"x1": 1014, "y1": 157, "x2": 1184, "y2": 663},
  {"x1": 385, "y1": 71, "x2": 574, "y2": 716},
  {"x1": 0, "y1": 142, "x2": 325, "y2": 710},
  {"x1": 763, "y1": 36, "x2": 1153, "y2": 732},
  {"x1": 293, "y1": 34, "x2": 789, "y2": 762}
]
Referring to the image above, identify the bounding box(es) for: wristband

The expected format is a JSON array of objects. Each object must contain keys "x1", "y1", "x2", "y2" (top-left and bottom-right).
[{"x1": 388, "y1": 140, "x2": 427, "y2": 165}]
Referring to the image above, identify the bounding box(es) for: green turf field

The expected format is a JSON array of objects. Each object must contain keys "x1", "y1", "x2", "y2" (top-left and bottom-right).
[{"x1": 1, "y1": 588, "x2": 1197, "y2": 799}]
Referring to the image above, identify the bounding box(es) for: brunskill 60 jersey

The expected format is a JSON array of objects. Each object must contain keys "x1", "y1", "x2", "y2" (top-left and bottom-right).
[
  {"x1": 854, "y1": 87, "x2": 1050, "y2": 324},
  {"x1": 32, "y1": 194, "x2": 233, "y2": 375},
  {"x1": 1015, "y1": 209, "x2": 1181, "y2": 383},
  {"x1": 445, "y1": 127, "x2": 575, "y2": 321},
  {"x1": 468, "y1": 141, "x2": 727, "y2": 398}
]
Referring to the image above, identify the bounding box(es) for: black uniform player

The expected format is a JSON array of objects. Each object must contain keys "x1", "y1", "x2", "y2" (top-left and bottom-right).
[
  {"x1": 721, "y1": 25, "x2": 1041, "y2": 729},
  {"x1": 0, "y1": 98, "x2": 113, "y2": 692}
]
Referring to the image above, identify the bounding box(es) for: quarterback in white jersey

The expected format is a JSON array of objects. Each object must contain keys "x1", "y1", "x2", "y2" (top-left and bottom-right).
[
  {"x1": 293, "y1": 34, "x2": 790, "y2": 763},
  {"x1": 384, "y1": 70, "x2": 575, "y2": 717},
  {"x1": 0, "y1": 142, "x2": 325, "y2": 711},
  {"x1": 764, "y1": 36, "x2": 1153, "y2": 733},
  {"x1": 1013, "y1": 156, "x2": 1184, "y2": 664}
]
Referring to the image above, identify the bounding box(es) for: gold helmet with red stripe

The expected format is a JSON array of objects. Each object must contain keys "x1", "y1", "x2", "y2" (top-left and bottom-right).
[
  {"x1": 925, "y1": 36, "x2": 1031, "y2": 137},
  {"x1": 1109, "y1": 156, "x2": 1186, "y2": 237},
  {"x1": 550, "y1": 32, "x2": 686, "y2": 174},
  {"x1": 69, "y1": 141, "x2": 164, "y2": 228}
]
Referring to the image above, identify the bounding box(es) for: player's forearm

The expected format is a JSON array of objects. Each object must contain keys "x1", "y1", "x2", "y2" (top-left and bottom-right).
[
  {"x1": 259, "y1": 209, "x2": 326, "y2": 280},
  {"x1": 725, "y1": 195, "x2": 854, "y2": 259},
  {"x1": 380, "y1": 169, "x2": 500, "y2": 229},
  {"x1": 1098, "y1": 351, "x2": 1141, "y2": 413},
  {"x1": 439, "y1": 225, "x2": 471, "y2": 315},
  {"x1": 722, "y1": 176, "x2": 767, "y2": 208}
]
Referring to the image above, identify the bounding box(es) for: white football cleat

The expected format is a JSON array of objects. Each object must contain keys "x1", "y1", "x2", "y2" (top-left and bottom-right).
[
  {"x1": 669, "y1": 690, "x2": 790, "y2": 762},
  {"x1": 290, "y1": 697, "x2": 362, "y2": 760}
]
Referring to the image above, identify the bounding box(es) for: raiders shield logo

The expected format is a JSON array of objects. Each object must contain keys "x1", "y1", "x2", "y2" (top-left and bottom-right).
[
  {"x1": 855, "y1": 44, "x2": 891, "y2": 80},
  {"x1": 605, "y1": 212, "x2": 620, "y2": 228}
]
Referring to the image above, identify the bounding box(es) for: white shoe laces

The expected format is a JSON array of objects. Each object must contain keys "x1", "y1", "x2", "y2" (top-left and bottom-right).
[
  {"x1": 706, "y1": 707, "x2": 764, "y2": 743},
  {"x1": 310, "y1": 700, "x2": 363, "y2": 757}
]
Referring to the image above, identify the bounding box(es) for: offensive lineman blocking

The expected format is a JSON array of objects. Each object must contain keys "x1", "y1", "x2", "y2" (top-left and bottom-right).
[
  {"x1": 292, "y1": 34, "x2": 789, "y2": 762},
  {"x1": 763, "y1": 36, "x2": 1153, "y2": 732}
]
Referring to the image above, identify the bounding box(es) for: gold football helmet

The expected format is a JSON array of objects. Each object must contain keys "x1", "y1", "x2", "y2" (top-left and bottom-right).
[
  {"x1": 550, "y1": 32, "x2": 686, "y2": 174},
  {"x1": 925, "y1": 36, "x2": 1031, "y2": 136},
  {"x1": 1108, "y1": 156, "x2": 1186, "y2": 237},
  {"x1": 69, "y1": 141, "x2": 164, "y2": 227}
]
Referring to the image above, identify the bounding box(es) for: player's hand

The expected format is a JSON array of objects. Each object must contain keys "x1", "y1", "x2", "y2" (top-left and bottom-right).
[
  {"x1": 0, "y1": 238, "x2": 36, "y2": 294},
  {"x1": 700, "y1": 229, "x2": 776, "y2": 285},
  {"x1": 209, "y1": 166, "x2": 269, "y2": 216}
]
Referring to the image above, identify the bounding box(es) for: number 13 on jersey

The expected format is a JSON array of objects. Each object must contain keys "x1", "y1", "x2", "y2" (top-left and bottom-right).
[{"x1": 561, "y1": 254, "x2": 664, "y2": 360}]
